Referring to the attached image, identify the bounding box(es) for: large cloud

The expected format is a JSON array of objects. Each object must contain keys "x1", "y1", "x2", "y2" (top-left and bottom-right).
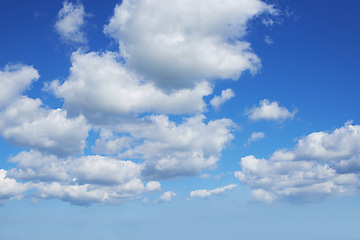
[
  {"x1": 235, "y1": 122, "x2": 360, "y2": 203},
  {"x1": 104, "y1": 0, "x2": 274, "y2": 90},
  {"x1": 49, "y1": 51, "x2": 212, "y2": 122}
]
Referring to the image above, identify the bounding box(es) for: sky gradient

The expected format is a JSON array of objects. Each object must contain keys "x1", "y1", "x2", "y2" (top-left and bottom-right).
[{"x1": 1, "y1": 0, "x2": 360, "y2": 239}]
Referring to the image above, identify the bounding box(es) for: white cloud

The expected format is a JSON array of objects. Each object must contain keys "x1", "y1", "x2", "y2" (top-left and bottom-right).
[
  {"x1": 0, "y1": 169, "x2": 31, "y2": 205},
  {"x1": 145, "y1": 181, "x2": 161, "y2": 192},
  {"x1": 159, "y1": 191, "x2": 177, "y2": 202},
  {"x1": 248, "y1": 132, "x2": 265, "y2": 144},
  {"x1": 264, "y1": 35, "x2": 273, "y2": 45},
  {"x1": 210, "y1": 88, "x2": 235, "y2": 110},
  {"x1": 67, "y1": 155, "x2": 143, "y2": 186},
  {"x1": 104, "y1": 0, "x2": 274, "y2": 90},
  {"x1": 235, "y1": 122, "x2": 360, "y2": 203},
  {"x1": 92, "y1": 129, "x2": 133, "y2": 155},
  {"x1": 117, "y1": 114, "x2": 235, "y2": 180},
  {"x1": 55, "y1": 1, "x2": 87, "y2": 44},
  {"x1": 0, "y1": 64, "x2": 39, "y2": 109},
  {"x1": 246, "y1": 99, "x2": 297, "y2": 122},
  {"x1": 6, "y1": 151, "x2": 150, "y2": 206},
  {"x1": 199, "y1": 173, "x2": 211, "y2": 179},
  {"x1": 262, "y1": 19, "x2": 275, "y2": 26},
  {"x1": 49, "y1": 51, "x2": 212, "y2": 122},
  {"x1": 34, "y1": 178, "x2": 145, "y2": 206},
  {"x1": 8, "y1": 150, "x2": 68, "y2": 182},
  {"x1": 0, "y1": 97, "x2": 90, "y2": 156},
  {"x1": 272, "y1": 121, "x2": 360, "y2": 173},
  {"x1": 189, "y1": 184, "x2": 236, "y2": 199}
]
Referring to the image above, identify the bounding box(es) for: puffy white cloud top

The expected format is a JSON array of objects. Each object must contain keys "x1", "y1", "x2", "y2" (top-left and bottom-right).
[
  {"x1": 246, "y1": 99, "x2": 297, "y2": 122},
  {"x1": 104, "y1": 0, "x2": 274, "y2": 90},
  {"x1": 235, "y1": 122, "x2": 360, "y2": 203}
]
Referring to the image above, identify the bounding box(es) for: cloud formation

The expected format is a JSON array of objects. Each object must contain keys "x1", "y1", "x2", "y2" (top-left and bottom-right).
[
  {"x1": 6, "y1": 150, "x2": 160, "y2": 206},
  {"x1": 235, "y1": 122, "x2": 360, "y2": 203},
  {"x1": 246, "y1": 99, "x2": 297, "y2": 122},
  {"x1": 49, "y1": 51, "x2": 212, "y2": 122},
  {"x1": 117, "y1": 114, "x2": 235, "y2": 180},
  {"x1": 104, "y1": 0, "x2": 274, "y2": 90}
]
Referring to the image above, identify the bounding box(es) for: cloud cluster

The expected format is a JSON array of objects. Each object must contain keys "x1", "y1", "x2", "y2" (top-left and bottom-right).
[
  {"x1": 235, "y1": 122, "x2": 360, "y2": 203},
  {"x1": 55, "y1": 1, "x2": 88, "y2": 44},
  {"x1": 5, "y1": 0, "x2": 351, "y2": 207},
  {"x1": 5, "y1": 150, "x2": 162, "y2": 205},
  {"x1": 117, "y1": 114, "x2": 236, "y2": 180},
  {"x1": 246, "y1": 99, "x2": 297, "y2": 122}
]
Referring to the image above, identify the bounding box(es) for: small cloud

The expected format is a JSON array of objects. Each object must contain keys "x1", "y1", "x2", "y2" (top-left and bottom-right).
[
  {"x1": 245, "y1": 99, "x2": 297, "y2": 122},
  {"x1": 189, "y1": 184, "x2": 236, "y2": 199},
  {"x1": 248, "y1": 132, "x2": 266, "y2": 145},
  {"x1": 159, "y1": 191, "x2": 177, "y2": 202},
  {"x1": 199, "y1": 173, "x2": 211, "y2": 179},
  {"x1": 211, "y1": 88, "x2": 235, "y2": 110},
  {"x1": 145, "y1": 181, "x2": 161, "y2": 192},
  {"x1": 264, "y1": 35, "x2": 273, "y2": 45},
  {"x1": 214, "y1": 173, "x2": 225, "y2": 180},
  {"x1": 55, "y1": 1, "x2": 88, "y2": 44}
]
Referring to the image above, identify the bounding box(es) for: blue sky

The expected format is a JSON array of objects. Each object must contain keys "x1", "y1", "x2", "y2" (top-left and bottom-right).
[{"x1": 1, "y1": 0, "x2": 360, "y2": 239}]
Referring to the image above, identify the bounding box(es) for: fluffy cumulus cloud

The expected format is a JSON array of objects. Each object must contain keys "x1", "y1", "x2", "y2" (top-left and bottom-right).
[
  {"x1": 34, "y1": 179, "x2": 145, "y2": 206},
  {"x1": 189, "y1": 184, "x2": 237, "y2": 199},
  {"x1": 0, "y1": 64, "x2": 39, "y2": 109},
  {"x1": 55, "y1": 1, "x2": 88, "y2": 44},
  {"x1": 8, "y1": 150, "x2": 68, "y2": 182},
  {"x1": 115, "y1": 114, "x2": 236, "y2": 180},
  {"x1": 246, "y1": 99, "x2": 297, "y2": 122},
  {"x1": 104, "y1": 0, "x2": 274, "y2": 90},
  {"x1": 0, "y1": 97, "x2": 90, "y2": 156},
  {"x1": 210, "y1": 88, "x2": 235, "y2": 110},
  {"x1": 235, "y1": 122, "x2": 360, "y2": 203},
  {"x1": 49, "y1": 51, "x2": 212, "y2": 121},
  {"x1": 5, "y1": 150, "x2": 160, "y2": 205}
]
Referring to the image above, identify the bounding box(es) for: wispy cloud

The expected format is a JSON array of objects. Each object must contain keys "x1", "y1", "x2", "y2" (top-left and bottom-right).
[{"x1": 189, "y1": 184, "x2": 237, "y2": 199}]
